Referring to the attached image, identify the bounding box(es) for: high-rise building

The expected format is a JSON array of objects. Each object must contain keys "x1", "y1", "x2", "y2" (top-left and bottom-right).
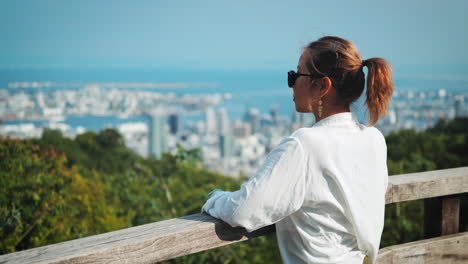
[
  {"x1": 270, "y1": 105, "x2": 279, "y2": 125},
  {"x1": 168, "y1": 113, "x2": 180, "y2": 135},
  {"x1": 205, "y1": 107, "x2": 216, "y2": 135},
  {"x1": 455, "y1": 96, "x2": 466, "y2": 117},
  {"x1": 148, "y1": 112, "x2": 168, "y2": 159},
  {"x1": 244, "y1": 107, "x2": 260, "y2": 134},
  {"x1": 217, "y1": 108, "x2": 234, "y2": 158},
  {"x1": 219, "y1": 134, "x2": 234, "y2": 158},
  {"x1": 216, "y1": 107, "x2": 230, "y2": 135},
  {"x1": 232, "y1": 121, "x2": 251, "y2": 138}
]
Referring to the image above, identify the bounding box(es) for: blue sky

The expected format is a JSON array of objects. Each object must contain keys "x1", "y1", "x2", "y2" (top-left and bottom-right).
[{"x1": 1, "y1": 0, "x2": 468, "y2": 73}]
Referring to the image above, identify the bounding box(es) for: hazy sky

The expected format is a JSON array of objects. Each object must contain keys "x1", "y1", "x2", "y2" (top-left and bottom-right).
[{"x1": 1, "y1": 0, "x2": 467, "y2": 72}]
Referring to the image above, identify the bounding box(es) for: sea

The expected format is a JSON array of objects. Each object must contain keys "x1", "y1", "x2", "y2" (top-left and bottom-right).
[{"x1": 1, "y1": 67, "x2": 468, "y2": 131}]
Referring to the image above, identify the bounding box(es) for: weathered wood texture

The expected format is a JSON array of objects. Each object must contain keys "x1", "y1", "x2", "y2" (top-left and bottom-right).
[
  {"x1": 0, "y1": 167, "x2": 467, "y2": 264},
  {"x1": 376, "y1": 232, "x2": 468, "y2": 264},
  {"x1": 0, "y1": 214, "x2": 274, "y2": 264},
  {"x1": 442, "y1": 196, "x2": 461, "y2": 235},
  {"x1": 386, "y1": 167, "x2": 468, "y2": 204}
]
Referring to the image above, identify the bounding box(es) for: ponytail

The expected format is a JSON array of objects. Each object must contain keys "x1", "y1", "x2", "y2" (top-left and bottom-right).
[
  {"x1": 364, "y1": 58, "x2": 394, "y2": 126},
  {"x1": 305, "y1": 36, "x2": 394, "y2": 126}
]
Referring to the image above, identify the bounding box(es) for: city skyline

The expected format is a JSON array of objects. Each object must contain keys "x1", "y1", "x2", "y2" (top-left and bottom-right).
[{"x1": 1, "y1": 84, "x2": 466, "y2": 176}]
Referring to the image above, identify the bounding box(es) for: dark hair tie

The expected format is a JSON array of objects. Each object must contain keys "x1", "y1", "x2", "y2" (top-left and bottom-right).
[{"x1": 362, "y1": 59, "x2": 368, "y2": 67}]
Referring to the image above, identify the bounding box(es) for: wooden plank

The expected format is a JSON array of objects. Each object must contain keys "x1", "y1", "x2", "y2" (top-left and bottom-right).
[
  {"x1": 0, "y1": 214, "x2": 274, "y2": 264},
  {"x1": 376, "y1": 232, "x2": 468, "y2": 264},
  {"x1": 388, "y1": 167, "x2": 468, "y2": 204},
  {"x1": 441, "y1": 196, "x2": 460, "y2": 235},
  {"x1": 385, "y1": 182, "x2": 393, "y2": 204}
]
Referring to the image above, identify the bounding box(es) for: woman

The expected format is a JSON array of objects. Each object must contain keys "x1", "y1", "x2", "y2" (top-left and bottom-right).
[{"x1": 202, "y1": 36, "x2": 393, "y2": 264}]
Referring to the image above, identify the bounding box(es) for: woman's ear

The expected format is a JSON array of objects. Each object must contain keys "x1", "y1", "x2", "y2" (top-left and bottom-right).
[{"x1": 320, "y1": 77, "x2": 333, "y2": 97}]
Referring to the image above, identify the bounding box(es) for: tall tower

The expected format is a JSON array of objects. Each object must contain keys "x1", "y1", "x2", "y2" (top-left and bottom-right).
[
  {"x1": 270, "y1": 105, "x2": 279, "y2": 125},
  {"x1": 455, "y1": 96, "x2": 465, "y2": 117},
  {"x1": 205, "y1": 107, "x2": 216, "y2": 135},
  {"x1": 217, "y1": 108, "x2": 233, "y2": 158},
  {"x1": 219, "y1": 134, "x2": 234, "y2": 158},
  {"x1": 148, "y1": 112, "x2": 168, "y2": 159},
  {"x1": 168, "y1": 113, "x2": 180, "y2": 135},
  {"x1": 217, "y1": 107, "x2": 230, "y2": 135},
  {"x1": 244, "y1": 108, "x2": 260, "y2": 134}
]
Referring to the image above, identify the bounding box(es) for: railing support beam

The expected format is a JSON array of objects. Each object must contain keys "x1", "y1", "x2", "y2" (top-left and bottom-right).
[{"x1": 424, "y1": 194, "x2": 460, "y2": 238}]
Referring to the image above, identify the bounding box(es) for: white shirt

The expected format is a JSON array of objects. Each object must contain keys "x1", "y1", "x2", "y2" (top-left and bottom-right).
[{"x1": 202, "y1": 112, "x2": 388, "y2": 264}]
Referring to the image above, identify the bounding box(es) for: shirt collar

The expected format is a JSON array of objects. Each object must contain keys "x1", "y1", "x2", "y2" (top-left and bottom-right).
[{"x1": 313, "y1": 112, "x2": 360, "y2": 127}]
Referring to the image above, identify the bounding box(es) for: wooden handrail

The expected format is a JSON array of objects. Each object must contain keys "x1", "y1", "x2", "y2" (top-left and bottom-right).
[
  {"x1": 385, "y1": 166, "x2": 468, "y2": 204},
  {"x1": 1, "y1": 167, "x2": 467, "y2": 264},
  {"x1": 376, "y1": 232, "x2": 468, "y2": 263}
]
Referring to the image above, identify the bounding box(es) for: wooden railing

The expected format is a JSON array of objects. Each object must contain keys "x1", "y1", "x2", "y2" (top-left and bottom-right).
[{"x1": 1, "y1": 167, "x2": 467, "y2": 263}]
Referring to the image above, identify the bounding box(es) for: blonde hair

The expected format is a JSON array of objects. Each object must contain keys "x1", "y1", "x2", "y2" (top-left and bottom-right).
[{"x1": 304, "y1": 36, "x2": 394, "y2": 125}]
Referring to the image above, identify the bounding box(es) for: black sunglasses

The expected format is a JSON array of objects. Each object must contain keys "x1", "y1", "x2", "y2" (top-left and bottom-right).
[{"x1": 287, "y1": 70, "x2": 324, "y2": 88}]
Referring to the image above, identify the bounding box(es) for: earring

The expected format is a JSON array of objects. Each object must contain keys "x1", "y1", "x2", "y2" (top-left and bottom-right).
[{"x1": 318, "y1": 98, "x2": 323, "y2": 118}]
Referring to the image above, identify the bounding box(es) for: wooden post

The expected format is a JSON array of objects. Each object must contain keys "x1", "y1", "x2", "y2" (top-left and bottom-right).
[
  {"x1": 441, "y1": 196, "x2": 460, "y2": 235},
  {"x1": 424, "y1": 195, "x2": 460, "y2": 238}
]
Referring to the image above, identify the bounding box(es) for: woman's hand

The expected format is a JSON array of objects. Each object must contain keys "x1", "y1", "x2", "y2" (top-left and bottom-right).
[
  {"x1": 202, "y1": 189, "x2": 224, "y2": 214},
  {"x1": 208, "y1": 189, "x2": 223, "y2": 199}
]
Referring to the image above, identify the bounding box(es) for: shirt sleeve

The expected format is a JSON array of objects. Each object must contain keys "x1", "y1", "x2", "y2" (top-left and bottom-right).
[{"x1": 201, "y1": 136, "x2": 307, "y2": 232}]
